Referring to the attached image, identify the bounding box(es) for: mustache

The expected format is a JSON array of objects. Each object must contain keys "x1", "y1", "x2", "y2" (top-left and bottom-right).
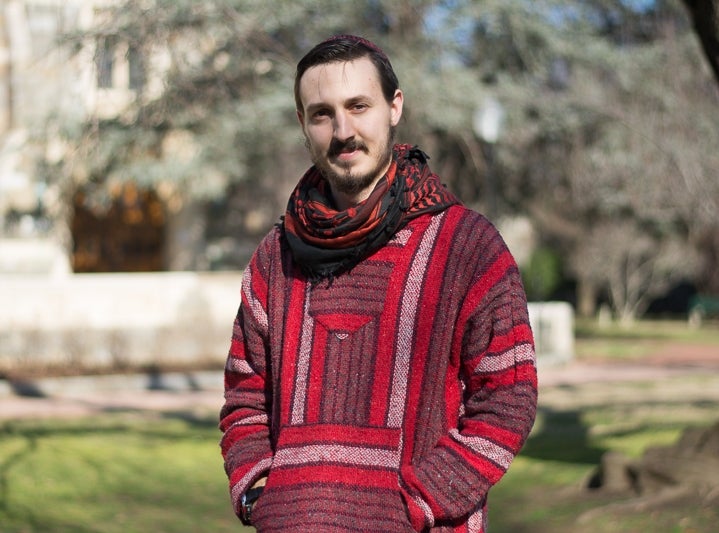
[{"x1": 327, "y1": 138, "x2": 368, "y2": 158}]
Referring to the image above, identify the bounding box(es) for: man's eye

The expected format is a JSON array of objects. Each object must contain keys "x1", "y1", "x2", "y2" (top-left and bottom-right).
[{"x1": 352, "y1": 104, "x2": 368, "y2": 112}]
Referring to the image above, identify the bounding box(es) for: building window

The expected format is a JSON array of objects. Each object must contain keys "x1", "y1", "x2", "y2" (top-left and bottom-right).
[{"x1": 95, "y1": 38, "x2": 144, "y2": 91}]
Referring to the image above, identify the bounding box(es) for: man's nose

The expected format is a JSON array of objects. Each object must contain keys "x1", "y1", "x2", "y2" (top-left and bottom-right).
[{"x1": 333, "y1": 111, "x2": 355, "y2": 141}]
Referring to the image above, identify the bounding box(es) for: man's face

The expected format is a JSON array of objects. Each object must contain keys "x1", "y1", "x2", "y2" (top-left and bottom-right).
[{"x1": 297, "y1": 57, "x2": 403, "y2": 203}]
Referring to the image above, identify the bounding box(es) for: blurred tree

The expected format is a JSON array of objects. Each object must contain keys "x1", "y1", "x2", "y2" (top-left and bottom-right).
[
  {"x1": 573, "y1": 220, "x2": 700, "y2": 324},
  {"x1": 36, "y1": 0, "x2": 438, "y2": 270},
  {"x1": 30, "y1": 0, "x2": 719, "y2": 317},
  {"x1": 437, "y1": 0, "x2": 718, "y2": 321},
  {"x1": 680, "y1": 0, "x2": 719, "y2": 296},
  {"x1": 522, "y1": 246, "x2": 563, "y2": 302}
]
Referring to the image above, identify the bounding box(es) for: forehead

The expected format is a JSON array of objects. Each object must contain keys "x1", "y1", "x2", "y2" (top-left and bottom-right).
[{"x1": 298, "y1": 57, "x2": 383, "y2": 109}]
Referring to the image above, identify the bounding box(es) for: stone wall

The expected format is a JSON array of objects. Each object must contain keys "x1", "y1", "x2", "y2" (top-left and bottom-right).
[
  {"x1": 0, "y1": 271, "x2": 242, "y2": 374},
  {"x1": 0, "y1": 272, "x2": 574, "y2": 375}
]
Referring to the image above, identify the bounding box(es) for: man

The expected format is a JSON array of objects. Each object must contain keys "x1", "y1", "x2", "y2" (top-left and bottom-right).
[{"x1": 220, "y1": 34, "x2": 537, "y2": 532}]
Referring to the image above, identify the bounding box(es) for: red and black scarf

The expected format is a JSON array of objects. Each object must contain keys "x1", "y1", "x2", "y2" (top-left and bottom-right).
[{"x1": 282, "y1": 144, "x2": 460, "y2": 280}]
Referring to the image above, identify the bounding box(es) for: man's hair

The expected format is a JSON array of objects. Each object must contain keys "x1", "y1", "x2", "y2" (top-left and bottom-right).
[{"x1": 294, "y1": 35, "x2": 400, "y2": 113}]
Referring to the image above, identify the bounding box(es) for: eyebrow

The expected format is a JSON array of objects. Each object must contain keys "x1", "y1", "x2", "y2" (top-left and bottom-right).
[{"x1": 304, "y1": 102, "x2": 328, "y2": 116}]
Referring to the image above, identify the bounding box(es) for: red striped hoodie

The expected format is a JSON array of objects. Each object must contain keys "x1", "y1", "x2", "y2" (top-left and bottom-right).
[{"x1": 220, "y1": 205, "x2": 538, "y2": 532}]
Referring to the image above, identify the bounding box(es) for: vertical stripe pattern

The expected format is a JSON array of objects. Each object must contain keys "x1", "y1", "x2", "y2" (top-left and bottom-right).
[
  {"x1": 220, "y1": 206, "x2": 538, "y2": 532},
  {"x1": 388, "y1": 212, "x2": 444, "y2": 428}
]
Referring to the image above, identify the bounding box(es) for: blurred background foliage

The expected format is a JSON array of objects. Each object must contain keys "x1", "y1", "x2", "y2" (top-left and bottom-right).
[{"x1": 28, "y1": 0, "x2": 719, "y2": 323}]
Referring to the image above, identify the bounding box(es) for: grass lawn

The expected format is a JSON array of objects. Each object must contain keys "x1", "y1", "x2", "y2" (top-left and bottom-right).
[
  {"x1": 1, "y1": 320, "x2": 717, "y2": 532},
  {"x1": 0, "y1": 413, "x2": 249, "y2": 533},
  {"x1": 488, "y1": 319, "x2": 719, "y2": 533},
  {"x1": 489, "y1": 374, "x2": 719, "y2": 532},
  {"x1": 574, "y1": 318, "x2": 719, "y2": 361}
]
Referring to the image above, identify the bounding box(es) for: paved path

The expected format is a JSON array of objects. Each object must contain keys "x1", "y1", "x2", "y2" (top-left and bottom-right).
[
  {"x1": 1, "y1": 388, "x2": 224, "y2": 421},
  {"x1": 1, "y1": 345, "x2": 717, "y2": 421},
  {"x1": 0, "y1": 371, "x2": 225, "y2": 421}
]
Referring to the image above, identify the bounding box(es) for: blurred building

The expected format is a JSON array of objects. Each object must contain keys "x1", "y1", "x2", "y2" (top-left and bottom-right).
[{"x1": 0, "y1": 0, "x2": 172, "y2": 274}]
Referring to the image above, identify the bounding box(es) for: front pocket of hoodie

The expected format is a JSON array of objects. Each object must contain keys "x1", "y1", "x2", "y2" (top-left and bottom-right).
[{"x1": 251, "y1": 424, "x2": 415, "y2": 532}]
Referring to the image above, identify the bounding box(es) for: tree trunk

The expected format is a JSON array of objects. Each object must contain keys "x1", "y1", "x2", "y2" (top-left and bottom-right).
[
  {"x1": 577, "y1": 278, "x2": 598, "y2": 318},
  {"x1": 164, "y1": 199, "x2": 207, "y2": 271},
  {"x1": 682, "y1": 0, "x2": 719, "y2": 84}
]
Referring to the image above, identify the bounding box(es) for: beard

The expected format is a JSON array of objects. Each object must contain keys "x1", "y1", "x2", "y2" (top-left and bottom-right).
[{"x1": 307, "y1": 127, "x2": 396, "y2": 198}]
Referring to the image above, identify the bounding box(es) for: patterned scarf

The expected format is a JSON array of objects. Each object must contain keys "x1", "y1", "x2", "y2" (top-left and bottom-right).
[{"x1": 282, "y1": 144, "x2": 460, "y2": 280}]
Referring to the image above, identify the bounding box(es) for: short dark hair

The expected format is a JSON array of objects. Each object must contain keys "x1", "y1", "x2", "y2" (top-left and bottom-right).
[{"x1": 294, "y1": 35, "x2": 400, "y2": 113}]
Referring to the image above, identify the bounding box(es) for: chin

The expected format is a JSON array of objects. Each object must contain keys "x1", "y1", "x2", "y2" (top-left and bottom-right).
[{"x1": 328, "y1": 172, "x2": 377, "y2": 197}]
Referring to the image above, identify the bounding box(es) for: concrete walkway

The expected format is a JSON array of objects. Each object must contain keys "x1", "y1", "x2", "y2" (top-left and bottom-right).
[
  {"x1": 2, "y1": 348, "x2": 718, "y2": 421},
  {"x1": 0, "y1": 370, "x2": 225, "y2": 420}
]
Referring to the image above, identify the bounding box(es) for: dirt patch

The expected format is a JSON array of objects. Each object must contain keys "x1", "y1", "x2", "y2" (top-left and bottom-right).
[{"x1": 640, "y1": 342, "x2": 719, "y2": 367}]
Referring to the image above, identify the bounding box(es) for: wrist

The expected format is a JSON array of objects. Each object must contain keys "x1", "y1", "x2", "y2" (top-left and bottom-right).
[{"x1": 239, "y1": 485, "x2": 264, "y2": 526}]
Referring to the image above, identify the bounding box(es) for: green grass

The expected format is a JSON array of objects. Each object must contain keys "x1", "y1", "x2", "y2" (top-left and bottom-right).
[
  {"x1": 487, "y1": 319, "x2": 719, "y2": 532},
  {"x1": 489, "y1": 389, "x2": 719, "y2": 532},
  {"x1": 575, "y1": 318, "x2": 719, "y2": 341},
  {"x1": 2, "y1": 320, "x2": 718, "y2": 532},
  {"x1": 2, "y1": 406, "x2": 717, "y2": 533},
  {"x1": 0, "y1": 414, "x2": 249, "y2": 533},
  {"x1": 574, "y1": 318, "x2": 719, "y2": 361},
  {"x1": 3, "y1": 388, "x2": 716, "y2": 533}
]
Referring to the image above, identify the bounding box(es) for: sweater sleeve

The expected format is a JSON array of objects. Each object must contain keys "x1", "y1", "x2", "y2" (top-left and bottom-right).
[
  {"x1": 399, "y1": 247, "x2": 538, "y2": 530},
  {"x1": 219, "y1": 246, "x2": 274, "y2": 518}
]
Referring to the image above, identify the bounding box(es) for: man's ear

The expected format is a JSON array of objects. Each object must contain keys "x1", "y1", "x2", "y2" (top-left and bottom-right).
[
  {"x1": 390, "y1": 89, "x2": 404, "y2": 127},
  {"x1": 296, "y1": 110, "x2": 305, "y2": 129}
]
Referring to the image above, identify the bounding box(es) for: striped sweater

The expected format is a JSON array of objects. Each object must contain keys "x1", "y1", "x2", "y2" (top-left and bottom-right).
[{"x1": 220, "y1": 204, "x2": 538, "y2": 532}]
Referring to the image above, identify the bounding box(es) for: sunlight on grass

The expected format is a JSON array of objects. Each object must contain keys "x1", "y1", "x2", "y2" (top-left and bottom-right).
[
  {"x1": 489, "y1": 319, "x2": 719, "y2": 532},
  {"x1": 1, "y1": 320, "x2": 717, "y2": 533},
  {"x1": 574, "y1": 319, "x2": 719, "y2": 361},
  {"x1": 0, "y1": 415, "x2": 248, "y2": 533}
]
